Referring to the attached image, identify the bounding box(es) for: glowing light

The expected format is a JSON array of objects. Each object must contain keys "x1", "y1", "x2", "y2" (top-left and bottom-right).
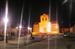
[
  {"x1": 28, "y1": 27, "x2": 32, "y2": 30},
  {"x1": 4, "y1": 0, "x2": 8, "y2": 49},
  {"x1": 46, "y1": 22, "x2": 51, "y2": 32},
  {"x1": 39, "y1": 27, "x2": 44, "y2": 32},
  {"x1": 3, "y1": 17, "x2": 9, "y2": 24},
  {"x1": 53, "y1": 31, "x2": 58, "y2": 33},
  {"x1": 19, "y1": 25, "x2": 22, "y2": 29},
  {"x1": 16, "y1": 27, "x2": 18, "y2": 29},
  {"x1": 56, "y1": 24, "x2": 58, "y2": 29}
]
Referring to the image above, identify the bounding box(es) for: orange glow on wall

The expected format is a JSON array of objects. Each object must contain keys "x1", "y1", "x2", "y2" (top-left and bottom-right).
[
  {"x1": 33, "y1": 23, "x2": 39, "y2": 32},
  {"x1": 51, "y1": 22, "x2": 59, "y2": 34}
]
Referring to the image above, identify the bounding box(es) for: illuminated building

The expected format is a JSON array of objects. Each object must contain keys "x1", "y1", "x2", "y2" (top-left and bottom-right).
[
  {"x1": 39, "y1": 14, "x2": 51, "y2": 33},
  {"x1": 51, "y1": 21, "x2": 59, "y2": 34},
  {"x1": 32, "y1": 13, "x2": 59, "y2": 36}
]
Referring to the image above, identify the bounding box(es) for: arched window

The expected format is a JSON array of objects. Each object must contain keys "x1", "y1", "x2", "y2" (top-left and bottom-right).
[
  {"x1": 45, "y1": 17, "x2": 47, "y2": 21},
  {"x1": 42, "y1": 17, "x2": 44, "y2": 21}
]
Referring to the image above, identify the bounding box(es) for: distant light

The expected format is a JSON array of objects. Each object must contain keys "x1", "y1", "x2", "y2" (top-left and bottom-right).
[
  {"x1": 28, "y1": 27, "x2": 32, "y2": 30},
  {"x1": 19, "y1": 25, "x2": 22, "y2": 29},
  {"x1": 16, "y1": 27, "x2": 18, "y2": 29}
]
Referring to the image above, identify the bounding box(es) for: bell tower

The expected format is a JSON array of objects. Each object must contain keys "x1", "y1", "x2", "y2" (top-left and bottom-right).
[
  {"x1": 40, "y1": 14, "x2": 49, "y2": 22},
  {"x1": 39, "y1": 13, "x2": 51, "y2": 33}
]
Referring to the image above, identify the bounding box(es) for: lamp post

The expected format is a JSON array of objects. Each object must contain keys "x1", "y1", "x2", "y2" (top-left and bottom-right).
[
  {"x1": 17, "y1": 25, "x2": 22, "y2": 49},
  {"x1": 3, "y1": 1, "x2": 9, "y2": 49},
  {"x1": 27, "y1": 26, "x2": 32, "y2": 43},
  {"x1": 3, "y1": 16, "x2": 9, "y2": 43},
  {"x1": 3, "y1": 17, "x2": 9, "y2": 49}
]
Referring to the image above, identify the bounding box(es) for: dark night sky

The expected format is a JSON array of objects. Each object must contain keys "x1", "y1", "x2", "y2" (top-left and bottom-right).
[{"x1": 0, "y1": 0, "x2": 75, "y2": 27}]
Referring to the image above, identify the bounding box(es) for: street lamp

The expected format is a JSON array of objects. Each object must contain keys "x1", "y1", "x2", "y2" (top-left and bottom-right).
[
  {"x1": 27, "y1": 26, "x2": 32, "y2": 36},
  {"x1": 3, "y1": 1, "x2": 9, "y2": 49},
  {"x1": 3, "y1": 1, "x2": 8, "y2": 46},
  {"x1": 19, "y1": 25, "x2": 22, "y2": 29},
  {"x1": 27, "y1": 27, "x2": 32, "y2": 32},
  {"x1": 18, "y1": 25, "x2": 22, "y2": 40}
]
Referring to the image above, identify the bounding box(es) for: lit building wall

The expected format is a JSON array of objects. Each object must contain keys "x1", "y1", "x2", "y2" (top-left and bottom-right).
[
  {"x1": 51, "y1": 22, "x2": 59, "y2": 33},
  {"x1": 33, "y1": 23, "x2": 39, "y2": 32}
]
